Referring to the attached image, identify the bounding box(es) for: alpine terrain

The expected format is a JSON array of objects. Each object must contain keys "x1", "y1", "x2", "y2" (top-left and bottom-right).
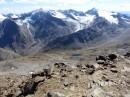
[{"x1": 0, "y1": 8, "x2": 130, "y2": 97}]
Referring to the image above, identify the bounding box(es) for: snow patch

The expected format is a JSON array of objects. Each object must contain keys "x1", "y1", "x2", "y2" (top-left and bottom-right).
[
  {"x1": 11, "y1": 14, "x2": 18, "y2": 18},
  {"x1": 0, "y1": 14, "x2": 6, "y2": 22},
  {"x1": 16, "y1": 17, "x2": 31, "y2": 26},
  {"x1": 51, "y1": 10, "x2": 66, "y2": 19},
  {"x1": 121, "y1": 17, "x2": 129, "y2": 20},
  {"x1": 23, "y1": 17, "x2": 31, "y2": 23},
  {"x1": 65, "y1": 18, "x2": 81, "y2": 32},
  {"x1": 66, "y1": 14, "x2": 95, "y2": 32},
  {"x1": 75, "y1": 14, "x2": 95, "y2": 24},
  {"x1": 121, "y1": 17, "x2": 130, "y2": 24},
  {"x1": 98, "y1": 10, "x2": 118, "y2": 24},
  {"x1": 16, "y1": 20, "x2": 23, "y2": 25}
]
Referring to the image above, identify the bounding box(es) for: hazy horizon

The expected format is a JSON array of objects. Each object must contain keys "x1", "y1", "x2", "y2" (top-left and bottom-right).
[{"x1": 0, "y1": 0, "x2": 130, "y2": 14}]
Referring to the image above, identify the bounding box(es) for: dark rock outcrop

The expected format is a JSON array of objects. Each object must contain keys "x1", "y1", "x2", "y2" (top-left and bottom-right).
[
  {"x1": 96, "y1": 54, "x2": 118, "y2": 65},
  {"x1": 108, "y1": 54, "x2": 117, "y2": 61}
]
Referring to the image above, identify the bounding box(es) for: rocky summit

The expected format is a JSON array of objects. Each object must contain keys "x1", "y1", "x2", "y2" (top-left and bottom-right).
[{"x1": 0, "y1": 52, "x2": 130, "y2": 97}]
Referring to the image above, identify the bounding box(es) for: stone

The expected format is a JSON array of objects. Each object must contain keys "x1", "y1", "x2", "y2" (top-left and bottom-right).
[
  {"x1": 110, "y1": 68, "x2": 118, "y2": 73},
  {"x1": 32, "y1": 71, "x2": 44, "y2": 78},
  {"x1": 124, "y1": 52, "x2": 130, "y2": 58},
  {"x1": 79, "y1": 64, "x2": 95, "y2": 75},
  {"x1": 34, "y1": 76, "x2": 45, "y2": 83},
  {"x1": 85, "y1": 64, "x2": 95, "y2": 75},
  {"x1": 21, "y1": 80, "x2": 36, "y2": 96},
  {"x1": 96, "y1": 55, "x2": 107, "y2": 61},
  {"x1": 108, "y1": 54, "x2": 117, "y2": 61},
  {"x1": 47, "y1": 92, "x2": 65, "y2": 97},
  {"x1": 54, "y1": 63, "x2": 67, "y2": 68},
  {"x1": 96, "y1": 60, "x2": 106, "y2": 65}
]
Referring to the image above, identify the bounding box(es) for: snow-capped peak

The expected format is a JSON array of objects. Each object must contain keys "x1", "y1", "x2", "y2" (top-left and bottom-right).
[
  {"x1": 49, "y1": 10, "x2": 66, "y2": 19},
  {"x1": 0, "y1": 14, "x2": 6, "y2": 22},
  {"x1": 11, "y1": 14, "x2": 18, "y2": 18},
  {"x1": 71, "y1": 14, "x2": 95, "y2": 32},
  {"x1": 97, "y1": 10, "x2": 118, "y2": 24},
  {"x1": 48, "y1": 9, "x2": 96, "y2": 32},
  {"x1": 86, "y1": 8, "x2": 119, "y2": 24},
  {"x1": 86, "y1": 8, "x2": 98, "y2": 15}
]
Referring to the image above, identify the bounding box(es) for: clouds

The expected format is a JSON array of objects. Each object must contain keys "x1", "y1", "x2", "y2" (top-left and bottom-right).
[
  {"x1": 0, "y1": 0, "x2": 130, "y2": 13},
  {"x1": 13, "y1": 0, "x2": 86, "y2": 3},
  {"x1": 56, "y1": 0, "x2": 87, "y2": 5},
  {"x1": 12, "y1": 0, "x2": 89, "y2": 5},
  {"x1": 12, "y1": 0, "x2": 50, "y2": 4},
  {"x1": 120, "y1": 4, "x2": 130, "y2": 11},
  {"x1": 0, "y1": 0, "x2": 6, "y2": 4},
  {"x1": 3, "y1": 0, "x2": 92, "y2": 12},
  {"x1": 0, "y1": 0, "x2": 93, "y2": 5}
]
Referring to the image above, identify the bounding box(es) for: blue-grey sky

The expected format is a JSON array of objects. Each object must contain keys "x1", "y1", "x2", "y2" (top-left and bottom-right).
[{"x1": 0, "y1": 0, "x2": 130, "y2": 14}]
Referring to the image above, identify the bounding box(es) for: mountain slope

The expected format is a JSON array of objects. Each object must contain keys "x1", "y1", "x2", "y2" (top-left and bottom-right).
[{"x1": 0, "y1": 8, "x2": 130, "y2": 54}]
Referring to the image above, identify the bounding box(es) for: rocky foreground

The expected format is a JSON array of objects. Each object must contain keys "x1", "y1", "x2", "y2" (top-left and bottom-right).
[{"x1": 0, "y1": 53, "x2": 130, "y2": 97}]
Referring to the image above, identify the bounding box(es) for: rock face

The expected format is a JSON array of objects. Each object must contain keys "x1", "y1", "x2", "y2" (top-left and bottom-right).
[
  {"x1": 0, "y1": 19, "x2": 20, "y2": 48},
  {"x1": 45, "y1": 27, "x2": 103, "y2": 49},
  {"x1": 0, "y1": 53, "x2": 130, "y2": 97}
]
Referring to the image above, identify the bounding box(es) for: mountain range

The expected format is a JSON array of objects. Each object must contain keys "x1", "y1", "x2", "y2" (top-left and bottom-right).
[{"x1": 0, "y1": 8, "x2": 130, "y2": 55}]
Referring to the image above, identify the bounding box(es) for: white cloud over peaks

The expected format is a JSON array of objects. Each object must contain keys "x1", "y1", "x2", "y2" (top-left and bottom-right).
[
  {"x1": 1, "y1": 0, "x2": 129, "y2": 14},
  {"x1": 120, "y1": 4, "x2": 130, "y2": 11},
  {"x1": 0, "y1": 0, "x2": 6, "y2": 4},
  {"x1": 56, "y1": 0, "x2": 87, "y2": 5},
  {"x1": 13, "y1": 0, "x2": 50, "y2": 4},
  {"x1": 12, "y1": 0, "x2": 89, "y2": 5}
]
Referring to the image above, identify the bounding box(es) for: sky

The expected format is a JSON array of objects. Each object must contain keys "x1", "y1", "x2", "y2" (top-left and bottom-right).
[{"x1": 0, "y1": 0, "x2": 130, "y2": 14}]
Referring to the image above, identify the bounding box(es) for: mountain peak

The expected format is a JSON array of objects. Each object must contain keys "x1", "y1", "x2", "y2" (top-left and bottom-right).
[
  {"x1": 89, "y1": 8, "x2": 98, "y2": 11},
  {"x1": 60, "y1": 9, "x2": 85, "y2": 16},
  {"x1": 86, "y1": 8, "x2": 98, "y2": 15}
]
